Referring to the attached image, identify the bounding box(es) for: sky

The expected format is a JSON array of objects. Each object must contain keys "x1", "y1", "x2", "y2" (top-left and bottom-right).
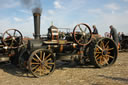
[{"x1": 0, "y1": 0, "x2": 128, "y2": 37}]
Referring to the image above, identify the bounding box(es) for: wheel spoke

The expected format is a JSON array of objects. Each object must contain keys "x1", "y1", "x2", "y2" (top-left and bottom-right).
[
  {"x1": 95, "y1": 54, "x2": 100, "y2": 58},
  {"x1": 96, "y1": 48, "x2": 99, "y2": 52},
  {"x1": 104, "y1": 55, "x2": 109, "y2": 59},
  {"x1": 106, "y1": 55, "x2": 114, "y2": 59},
  {"x1": 109, "y1": 56, "x2": 114, "y2": 59},
  {"x1": 40, "y1": 65, "x2": 50, "y2": 74},
  {"x1": 103, "y1": 57, "x2": 109, "y2": 65},
  {"x1": 42, "y1": 52, "x2": 45, "y2": 61},
  {"x1": 45, "y1": 58, "x2": 54, "y2": 65},
  {"x1": 96, "y1": 56, "x2": 102, "y2": 60},
  {"x1": 99, "y1": 56, "x2": 103, "y2": 65},
  {"x1": 78, "y1": 25, "x2": 83, "y2": 32},
  {"x1": 44, "y1": 54, "x2": 51, "y2": 60},
  {"x1": 35, "y1": 53, "x2": 42, "y2": 62},
  {"x1": 4, "y1": 37, "x2": 12, "y2": 41},
  {"x1": 13, "y1": 30, "x2": 16, "y2": 36},
  {"x1": 40, "y1": 65, "x2": 42, "y2": 75},
  {"x1": 32, "y1": 57, "x2": 39, "y2": 62},
  {"x1": 45, "y1": 64, "x2": 52, "y2": 69},
  {"x1": 41, "y1": 66, "x2": 45, "y2": 75},
  {"x1": 31, "y1": 62, "x2": 40, "y2": 65},
  {"x1": 105, "y1": 41, "x2": 109, "y2": 48},
  {"x1": 83, "y1": 34, "x2": 87, "y2": 39},
  {"x1": 101, "y1": 41, "x2": 105, "y2": 49},
  {"x1": 96, "y1": 45, "x2": 103, "y2": 51},
  {"x1": 14, "y1": 39, "x2": 18, "y2": 44},
  {"x1": 107, "y1": 52, "x2": 111, "y2": 55},
  {"x1": 40, "y1": 51, "x2": 43, "y2": 60},
  {"x1": 84, "y1": 27, "x2": 87, "y2": 32},
  {"x1": 45, "y1": 58, "x2": 52, "y2": 62},
  {"x1": 95, "y1": 52, "x2": 102, "y2": 54},
  {"x1": 78, "y1": 35, "x2": 84, "y2": 42},
  {"x1": 32, "y1": 65, "x2": 39, "y2": 70},
  {"x1": 34, "y1": 66, "x2": 40, "y2": 72},
  {"x1": 10, "y1": 40, "x2": 14, "y2": 47},
  {"x1": 6, "y1": 32, "x2": 12, "y2": 37},
  {"x1": 43, "y1": 66, "x2": 50, "y2": 74},
  {"x1": 83, "y1": 38, "x2": 87, "y2": 43},
  {"x1": 106, "y1": 48, "x2": 114, "y2": 51}
]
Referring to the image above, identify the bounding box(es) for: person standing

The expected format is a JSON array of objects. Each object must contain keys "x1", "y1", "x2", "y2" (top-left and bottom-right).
[
  {"x1": 118, "y1": 32, "x2": 122, "y2": 43},
  {"x1": 92, "y1": 25, "x2": 98, "y2": 34},
  {"x1": 109, "y1": 25, "x2": 118, "y2": 45},
  {"x1": 121, "y1": 32, "x2": 125, "y2": 39}
]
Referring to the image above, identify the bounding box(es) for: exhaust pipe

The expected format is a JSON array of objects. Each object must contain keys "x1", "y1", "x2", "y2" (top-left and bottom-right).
[{"x1": 33, "y1": 13, "x2": 41, "y2": 39}]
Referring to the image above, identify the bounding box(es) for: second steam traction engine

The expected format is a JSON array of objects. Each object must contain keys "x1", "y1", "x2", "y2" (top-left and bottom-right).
[{"x1": 0, "y1": 10, "x2": 118, "y2": 78}]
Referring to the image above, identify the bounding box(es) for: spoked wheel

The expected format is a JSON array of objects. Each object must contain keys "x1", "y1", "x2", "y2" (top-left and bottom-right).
[
  {"x1": 73, "y1": 23, "x2": 92, "y2": 46},
  {"x1": 28, "y1": 49, "x2": 55, "y2": 78},
  {"x1": 90, "y1": 38, "x2": 118, "y2": 68},
  {"x1": 2, "y1": 29, "x2": 23, "y2": 48},
  {"x1": 120, "y1": 39, "x2": 128, "y2": 50}
]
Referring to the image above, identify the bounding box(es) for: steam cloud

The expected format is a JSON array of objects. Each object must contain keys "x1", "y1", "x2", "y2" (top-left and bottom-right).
[{"x1": 21, "y1": 0, "x2": 42, "y2": 14}]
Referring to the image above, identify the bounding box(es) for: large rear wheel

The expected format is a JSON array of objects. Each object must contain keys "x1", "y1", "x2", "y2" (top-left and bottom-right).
[{"x1": 89, "y1": 38, "x2": 118, "y2": 68}]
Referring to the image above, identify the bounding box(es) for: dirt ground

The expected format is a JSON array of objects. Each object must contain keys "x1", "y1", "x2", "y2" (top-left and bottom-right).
[{"x1": 0, "y1": 52, "x2": 128, "y2": 85}]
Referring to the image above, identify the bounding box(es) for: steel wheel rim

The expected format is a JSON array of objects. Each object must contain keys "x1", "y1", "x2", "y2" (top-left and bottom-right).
[
  {"x1": 94, "y1": 38, "x2": 117, "y2": 67},
  {"x1": 28, "y1": 49, "x2": 55, "y2": 77}
]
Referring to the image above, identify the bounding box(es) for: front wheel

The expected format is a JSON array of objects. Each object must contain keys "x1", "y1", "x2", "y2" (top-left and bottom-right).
[{"x1": 28, "y1": 49, "x2": 56, "y2": 77}]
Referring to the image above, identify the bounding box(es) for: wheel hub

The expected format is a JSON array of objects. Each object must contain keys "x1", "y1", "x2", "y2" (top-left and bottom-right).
[
  {"x1": 83, "y1": 32, "x2": 86, "y2": 36},
  {"x1": 41, "y1": 61, "x2": 45, "y2": 65},
  {"x1": 102, "y1": 50, "x2": 107, "y2": 55},
  {"x1": 12, "y1": 37, "x2": 15, "y2": 40}
]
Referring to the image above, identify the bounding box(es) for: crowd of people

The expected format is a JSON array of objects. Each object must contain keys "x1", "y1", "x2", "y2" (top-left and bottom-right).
[
  {"x1": 92, "y1": 25, "x2": 125, "y2": 46},
  {"x1": 118, "y1": 32, "x2": 125, "y2": 43}
]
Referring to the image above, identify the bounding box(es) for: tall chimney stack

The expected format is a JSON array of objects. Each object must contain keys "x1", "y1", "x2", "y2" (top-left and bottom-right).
[{"x1": 33, "y1": 13, "x2": 41, "y2": 39}]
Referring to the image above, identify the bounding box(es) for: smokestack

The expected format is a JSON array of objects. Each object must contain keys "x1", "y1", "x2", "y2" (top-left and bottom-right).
[
  {"x1": 33, "y1": 12, "x2": 41, "y2": 39},
  {"x1": 20, "y1": 0, "x2": 42, "y2": 39}
]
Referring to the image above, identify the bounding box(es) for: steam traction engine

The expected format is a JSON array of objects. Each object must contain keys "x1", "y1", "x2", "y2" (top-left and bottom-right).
[
  {"x1": 0, "y1": 29, "x2": 23, "y2": 63},
  {"x1": 0, "y1": 12, "x2": 118, "y2": 78},
  {"x1": 17, "y1": 12, "x2": 117, "y2": 77}
]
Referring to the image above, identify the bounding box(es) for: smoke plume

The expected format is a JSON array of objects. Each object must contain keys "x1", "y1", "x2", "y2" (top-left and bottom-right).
[{"x1": 21, "y1": 0, "x2": 42, "y2": 14}]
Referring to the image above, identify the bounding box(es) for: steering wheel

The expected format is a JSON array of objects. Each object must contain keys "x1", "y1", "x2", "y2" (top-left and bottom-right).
[
  {"x1": 73, "y1": 23, "x2": 92, "y2": 46},
  {"x1": 2, "y1": 29, "x2": 23, "y2": 48}
]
